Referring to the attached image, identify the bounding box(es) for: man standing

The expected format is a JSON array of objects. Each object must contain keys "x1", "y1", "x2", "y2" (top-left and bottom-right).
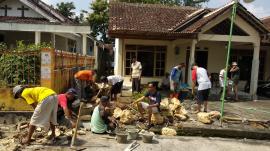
[
  {"x1": 12, "y1": 85, "x2": 58, "y2": 145},
  {"x1": 101, "y1": 75, "x2": 124, "y2": 101},
  {"x1": 170, "y1": 63, "x2": 185, "y2": 96},
  {"x1": 230, "y1": 62, "x2": 240, "y2": 101},
  {"x1": 57, "y1": 88, "x2": 78, "y2": 128},
  {"x1": 219, "y1": 67, "x2": 230, "y2": 99},
  {"x1": 131, "y1": 57, "x2": 142, "y2": 93},
  {"x1": 191, "y1": 63, "x2": 211, "y2": 113},
  {"x1": 134, "y1": 83, "x2": 161, "y2": 127},
  {"x1": 74, "y1": 70, "x2": 95, "y2": 99}
]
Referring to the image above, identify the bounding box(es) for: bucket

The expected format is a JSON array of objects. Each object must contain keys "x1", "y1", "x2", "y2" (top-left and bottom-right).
[
  {"x1": 116, "y1": 132, "x2": 128, "y2": 144},
  {"x1": 142, "y1": 133, "x2": 154, "y2": 143},
  {"x1": 127, "y1": 129, "x2": 139, "y2": 140}
]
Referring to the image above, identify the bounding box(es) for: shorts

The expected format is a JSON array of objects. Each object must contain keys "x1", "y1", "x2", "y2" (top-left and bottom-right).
[
  {"x1": 197, "y1": 89, "x2": 210, "y2": 104},
  {"x1": 30, "y1": 95, "x2": 58, "y2": 128},
  {"x1": 140, "y1": 102, "x2": 159, "y2": 113},
  {"x1": 232, "y1": 76, "x2": 239, "y2": 85}
]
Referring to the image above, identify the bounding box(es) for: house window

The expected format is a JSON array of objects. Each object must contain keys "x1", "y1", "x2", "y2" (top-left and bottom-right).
[{"x1": 125, "y1": 45, "x2": 166, "y2": 77}]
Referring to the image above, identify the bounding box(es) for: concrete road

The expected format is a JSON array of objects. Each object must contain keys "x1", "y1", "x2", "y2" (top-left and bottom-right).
[{"x1": 24, "y1": 133, "x2": 270, "y2": 151}]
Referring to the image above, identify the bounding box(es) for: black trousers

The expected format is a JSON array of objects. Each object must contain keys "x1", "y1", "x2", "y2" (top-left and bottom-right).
[{"x1": 132, "y1": 78, "x2": 141, "y2": 93}]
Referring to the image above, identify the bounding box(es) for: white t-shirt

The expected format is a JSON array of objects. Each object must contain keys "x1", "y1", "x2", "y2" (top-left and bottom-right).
[
  {"x1": 219, "y1": 69, "x2": 226, "y2": 87},
  {"x1": 107, "y1": 75, "x2": 123, "y2": 85},
  {"x1": 196, "y1": 67, "x2": 211, "y2": 91},
  {"x1": 131, "y1": 61, "x2": 142, "y2": 78}
]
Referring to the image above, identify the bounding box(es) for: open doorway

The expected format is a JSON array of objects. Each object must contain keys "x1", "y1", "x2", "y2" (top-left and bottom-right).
[
  {"x1": 195, "y1": 51, "x2": 208, "y2": 69},
  {"x1": 0, "y1": 34, "x2": 4, "y2": 43}
]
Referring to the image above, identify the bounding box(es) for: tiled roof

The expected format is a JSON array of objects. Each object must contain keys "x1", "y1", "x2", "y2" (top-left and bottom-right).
[
  {"x1": 109, "y1": 2, "x2": 199, "y2": 37},
  {"x1": 109, "y1": 2, "x2": 269, "y2": 39},
  {"x1": 0, "y1": 16, "x2": 57, "y2": 24},
  {"x1": 26, "y1": 0, "x2": 74, "y2": 24},
  {"x1": 262, "y1": 17, "x2": 270, "y2": 31}
]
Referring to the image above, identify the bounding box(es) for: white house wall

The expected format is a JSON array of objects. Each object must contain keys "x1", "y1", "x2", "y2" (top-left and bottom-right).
[{"x1": 0, "y1": 0, "x2": 43, "y2": 18}]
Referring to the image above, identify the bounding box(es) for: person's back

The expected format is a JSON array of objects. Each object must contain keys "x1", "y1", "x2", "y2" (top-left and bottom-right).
[
  {"x1": 22, "y1": 87, "x2": 56, "y2": 104},
  {"x1": 196, "y1": 67, "x2": 211, "y2": 90},
  {"x1": 107, "y1": 75, "x2": 123, "y2": 85},
  {"x1": 74, "y1": 70, "x2": 95, "y2": 81},
  {"x1": 90, "y1": 106, "x2": 107, "y2": 134}
]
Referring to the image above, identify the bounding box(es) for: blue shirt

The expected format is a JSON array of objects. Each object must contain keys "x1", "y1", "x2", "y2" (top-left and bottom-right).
[{"x1": 144, "y1": 91, "x2": 161, "y2": 105}]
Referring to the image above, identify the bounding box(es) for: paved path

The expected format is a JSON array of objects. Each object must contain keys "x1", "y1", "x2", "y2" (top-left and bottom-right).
[{"x1": 24, "y1": 133, "x2": 270, "y2": 151}]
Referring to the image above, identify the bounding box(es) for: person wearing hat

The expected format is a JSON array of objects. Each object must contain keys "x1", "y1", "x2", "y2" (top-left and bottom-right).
[
  {"x1": 12, "y1": 85, "x2": 58, "y2": 145},
  {"x1": 57, "y1": 88, "x2": 78, "y2": 128},
  {"x1": 230, "y1": 62, "x2": 240, "y2": 101},
  {"x1": 90, "y1": 96, "x2": 116, "y2": 134}
]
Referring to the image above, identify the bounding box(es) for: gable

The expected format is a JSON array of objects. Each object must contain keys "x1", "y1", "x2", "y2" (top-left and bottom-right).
[
  {"x1": 204, "y1": 19, "x2": 249, "y2": 36},
  {"x1": 0, "y1": 0, "x2": 43, "y2": 18}
]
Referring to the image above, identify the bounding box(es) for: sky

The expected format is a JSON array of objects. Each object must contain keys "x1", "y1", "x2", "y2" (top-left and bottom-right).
[{"x1": 43, "y1": 0, "x2": 270, "y2": 19}]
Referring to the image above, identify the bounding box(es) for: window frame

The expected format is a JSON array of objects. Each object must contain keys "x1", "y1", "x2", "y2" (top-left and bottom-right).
[{"x1": 124, "y1": 45, "x2": 167, "y2": 78}]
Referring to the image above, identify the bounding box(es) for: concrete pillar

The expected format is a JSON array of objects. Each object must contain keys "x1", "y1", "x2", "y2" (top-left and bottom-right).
[
  {"x1": 250, "y1": 41, "x2": 260, "y2": 100},
  {"x1": 94, "y1": 41, "x2": 99, "y2": 69},
  {"x1": 51, "y1": 33, "x2": 55, "y2": 48},
  {"x1": 35, "y1": 31, "x2": 41, "y2": 45},
  {"x1": 188, "y1": 39, "x2": 197, "y2": 86},
  {"x1": 82, "y1": 34, "x2": 87, "y2": 55},
  {"x1": 114, "y1": 38, "x2": 123, "y2": 75}
]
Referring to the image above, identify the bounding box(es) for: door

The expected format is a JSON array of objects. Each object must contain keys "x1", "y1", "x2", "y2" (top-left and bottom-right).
[
  {"x1": 137, "y1": 51, "x2": 154, "y2": 77},
  {"x1": 195, "y1": 51, "x2": 208, "y2": 69},
  {"x1": 0, "y1": 34, "x2": 4, "y2": 42}
]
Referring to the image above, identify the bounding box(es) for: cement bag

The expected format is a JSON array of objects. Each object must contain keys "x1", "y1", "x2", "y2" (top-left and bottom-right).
[
  {"x1": 209, "y1": 111, "x2": 221, "y2": 120},
  {"x1": 120, "y1": 110, "x2": 134, "y2": 124},
  {"x1": 161, "y1": 127, "x2": 177, "y2": 136},
  {"x1": 174, "y1": 114, "x2": 188, "y2": 121},
  {"x1": 197, "y1": 112, "x2": 212, "y2": 124},
  {"x1": 113, "y1": 107, "x2": 123, "y2": 119},
  {"x1": 151, "y1": 113, "x2": 164, "y2": 125}
]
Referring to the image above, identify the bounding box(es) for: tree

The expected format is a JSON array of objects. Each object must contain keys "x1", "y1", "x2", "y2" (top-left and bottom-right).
[
  {"x1": 87, "y1": 0, "x2": 110, "y2": 43},
  {"x1": 56, "y1": 2, "x2": 76, "y2": 19},
  {"x1": 74, "y1": 10, "x2": 89, "y2": 24}
]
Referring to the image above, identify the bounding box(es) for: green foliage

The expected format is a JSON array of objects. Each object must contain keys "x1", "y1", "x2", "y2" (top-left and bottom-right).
[
  {"x1": 132, "y1": 88, "x2": 148, "y2": 100},
  {"x1": 56, "y1": 2, "x2": 76, "y2": 19},
  {"x1": 0, "y1": 41, "x2": 51, "y2": 87},
  {"x1": 87, "y1": 0, "x2": 110, "y2": 43}
]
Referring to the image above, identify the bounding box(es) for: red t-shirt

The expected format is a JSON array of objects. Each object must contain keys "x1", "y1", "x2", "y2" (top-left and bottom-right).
[
  {"x1": 192, "y1": 69, "x2": 197, "y2": 81},
  {"x1": 58, "y1": 94, "x2": 68, "y2": 109}
]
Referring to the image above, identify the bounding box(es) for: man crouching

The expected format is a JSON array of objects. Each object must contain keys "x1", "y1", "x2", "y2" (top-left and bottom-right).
[
  {"x1": 90, "y1": 96, "x2": 117, "y2": 134},
  {"x1": 12, "y1": 85, "x2": 58, "y2": 145},
  {"x1": 135, "y1": 83, "x2": 161, "y2": 128}
]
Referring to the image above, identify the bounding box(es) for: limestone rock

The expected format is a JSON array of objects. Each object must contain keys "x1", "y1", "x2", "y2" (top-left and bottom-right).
[
  {"x1": 161, "y1": 127, "x2": 177, "y2": 136},
  {"x1": 160, "y1": 98, "x2": 170, "y2": 110},
  {"x1": 120, "y1": 110, "x2": 134, "y2": 124},
  {"x1": 113, "y1": 107, "x2": 123, "y2": 119},
  {"x1": 175, "y1": 106, "x2": 188, "y2": 115},
  {"x1": 174, "y1": 114, "x2": 188, "y2": 121},
  {"x1": 197, "y1": 112, "x2": 212, "y2": 124},
  {"x1": 209, "y1": 111, "x2": 221, "y2": 119},
  {"x1": 151, "y1": 113, "x2": 164, "y2": 125}
]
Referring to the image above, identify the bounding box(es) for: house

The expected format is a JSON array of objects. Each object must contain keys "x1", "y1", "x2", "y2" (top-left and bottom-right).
[
  {"x1": 0, "y1": 0, "x2": 96, "y2": 56},
  {"x1": 108, "y1": 2, "x2": 270, "y2": 99}
]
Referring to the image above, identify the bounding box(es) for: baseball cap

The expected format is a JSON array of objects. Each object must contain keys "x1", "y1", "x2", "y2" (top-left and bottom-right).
[{"x1": 67, "y1": 88, "x2": 78, "y2": 97}]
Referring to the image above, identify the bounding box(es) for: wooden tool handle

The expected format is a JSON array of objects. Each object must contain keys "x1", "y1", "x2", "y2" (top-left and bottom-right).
[{"x1": 70, "y1": 102, "x2": 84, "y2": 148}]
